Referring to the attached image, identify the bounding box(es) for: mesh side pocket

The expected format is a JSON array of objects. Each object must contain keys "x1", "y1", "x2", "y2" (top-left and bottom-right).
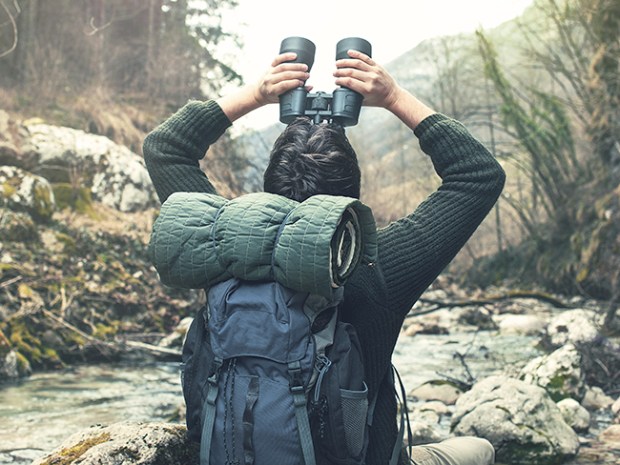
[{"x1": 340, "y1": 383, "x2": 369, "y2": 457}]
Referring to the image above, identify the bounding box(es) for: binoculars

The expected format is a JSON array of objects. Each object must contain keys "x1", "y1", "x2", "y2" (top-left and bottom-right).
[{"x1": 278, "y1": 36, "x2": 372, "y2": 127}]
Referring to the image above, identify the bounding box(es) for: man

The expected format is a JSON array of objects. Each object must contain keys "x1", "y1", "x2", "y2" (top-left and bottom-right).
[{"x1": 144, "y1": 49, "x2": 505, "y2": 465}]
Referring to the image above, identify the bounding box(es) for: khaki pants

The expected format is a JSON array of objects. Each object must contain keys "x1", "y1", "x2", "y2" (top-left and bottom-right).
[{"x1": 409, "y1": 437, "x2": 495, "y2": 465}]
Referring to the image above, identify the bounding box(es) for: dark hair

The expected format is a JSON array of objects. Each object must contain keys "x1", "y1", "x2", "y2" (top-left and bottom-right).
[{"x1": 263, "y1": 118, "x2": 361, "y2": 202}]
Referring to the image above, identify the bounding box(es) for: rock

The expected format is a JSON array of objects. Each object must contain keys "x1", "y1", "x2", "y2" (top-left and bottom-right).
[
  {"x1": 599, "y1": 424, "x2": 620, "y2": 445},
  {"x1": 408, "y1": 421, "x2": 443, "y2": 446},
  {"x1": 611, "y1": 396, "x2": 620, "y2": 418},
  {"x1": 495, "y1": 313, "x2": 547, "y2": 335},
  {"x1": 519, "y1": 343, "x2": 585, "y2": 401},
  {"x1": 0, "y1": 166, "x2": 56, "y2": 222},
  {"x1": 409, "y1": 380, "x2": 463, "y2": 405},
  {"x1": 557, "y1": 398, "x2": 590, "y2": 432},
  {"x1": 451, "y1": 375, "x2": 579, "y2": 465},
  {"x1": 0, "y1": 141, "x2": 20, "y2": 167},
  {"x1": 0, "y1": 207, "x2": 39, "y2": 242},
  {"x1": 545, "y1": 309, "x2": 600, "y2": 348},
  {"x1": 456, "y1": 307, "x2": 496, "y2": 330},
  {"x1": 22, "y1": 123, "x2": 157, "y2": 212},
  {"x1": 0, "y1": 330, "x2": 31, "y2": 382},
  {"x1": 159, "y1": 317, "x2": 193, "y2": 349},
  {"x1": 31, "y1": 421, "x2": 198, "y2": 465},
  {"x1": 417, "y1": 400, "x2": 452, "y2": 416},
  {"x1": 411, "y1": 407, "x2": 440, "y2": 426},
  {"x1": 581, "y1": 385, "x2": 614, "y2": 410}
]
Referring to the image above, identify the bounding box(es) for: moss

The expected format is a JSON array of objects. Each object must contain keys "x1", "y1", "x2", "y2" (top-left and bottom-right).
[
  {"x1": 33, "y1": 184, "x2": 55, "y2": 220},
  {"x1": 93, "y1": 321, "x2": 119, "y2": 339},
  {"x1": 40, "y1": 432, "x2": 111, "y2": 465},
  {"x1": 2, "y1": 180, "x2": 17, "y2": 197},
  {"x1": 7, "y1": 320, "x2": 61, "y2": 368},
  {"x1": 15, "y1": 351, "x2": 32, "y2": 376},
  {"x1": 52, "y1": 183, "x2": 96, "y2": 217},
  {"x1": 0, "y1": 329, "x2": 11, "y2": 358},
  {"x1": 55, "y1": 232, "x2": 77, "y2": 254},
  {"x1": 546, "y1": 374, "x2": 569, "y2": 402}
]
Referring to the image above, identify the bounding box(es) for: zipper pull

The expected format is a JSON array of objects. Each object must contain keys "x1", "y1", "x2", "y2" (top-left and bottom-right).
[{"x1": 314, "y1": 355, "x2": 332, "y2": 403}]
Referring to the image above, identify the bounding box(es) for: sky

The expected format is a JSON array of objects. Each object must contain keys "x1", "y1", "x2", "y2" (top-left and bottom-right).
[{"x1": 219, "y1": 0, "x2": 534, "y2": 130}]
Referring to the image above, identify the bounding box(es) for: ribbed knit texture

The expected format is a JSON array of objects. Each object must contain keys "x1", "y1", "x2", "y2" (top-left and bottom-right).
[{"x1": 143, "y1": 101, "x2": 506, "y2": 465}]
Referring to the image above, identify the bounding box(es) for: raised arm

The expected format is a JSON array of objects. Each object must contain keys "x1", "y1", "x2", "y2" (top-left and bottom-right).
[
  {"x1": 143, "y1": 53, "x2": 310, "y2": 203},
  {"x1": 335, "y1": 50, "x2": 505, "y2": 317}
]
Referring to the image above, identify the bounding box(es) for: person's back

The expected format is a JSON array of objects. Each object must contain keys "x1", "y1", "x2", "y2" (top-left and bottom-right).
[{"x1": 144, "y1": 47, "x2": 505, "y2": 465}]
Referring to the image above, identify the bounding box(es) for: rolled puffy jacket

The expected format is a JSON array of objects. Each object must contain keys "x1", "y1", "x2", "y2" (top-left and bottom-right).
[{"x1": 148, "y1": 192, "x2": 377, "y2": 298}]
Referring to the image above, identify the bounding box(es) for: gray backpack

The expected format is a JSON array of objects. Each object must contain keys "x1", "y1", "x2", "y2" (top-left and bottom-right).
[{"x1": 181, "y1": 277, "x2": 373, "y2": 465}]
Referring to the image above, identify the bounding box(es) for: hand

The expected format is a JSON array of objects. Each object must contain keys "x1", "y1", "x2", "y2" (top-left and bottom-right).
[
  {"x1": 333, "y1": 50, "x2": 401, "y2": 109},
  {"x1": 333, "y1": 49, "x2": 435, "y2": 129},
  {"x1": 253, "y1": 53, "x2": 312, "y2": 106}
]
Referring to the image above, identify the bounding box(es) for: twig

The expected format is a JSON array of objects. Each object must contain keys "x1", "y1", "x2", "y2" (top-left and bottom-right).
[
  {"x1": 121, "y1": 340, "x2": 181, "y2": 357},
  {"x1": 0, "y1": 275, "x2": 22, "y2": 288},
  {"x1": 42, "y1": 308, "x2": 113, "y2": 348},
  {"x1": 0, "y1": 0, "x2": 19, "y2": 58},
  {"x1": 410, "y1": 289, "x2": 572, "y2": 317}
]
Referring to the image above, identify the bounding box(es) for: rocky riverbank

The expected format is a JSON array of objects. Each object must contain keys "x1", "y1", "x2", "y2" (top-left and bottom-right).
[
  {"x1": 20, "y1": 290, "x2": 620, "y2": 465},
  {"x1": 0, "y1": 109, "x2": 200, "y2": 380}
]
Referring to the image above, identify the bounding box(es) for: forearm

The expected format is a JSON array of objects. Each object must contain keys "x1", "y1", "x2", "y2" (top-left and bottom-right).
[
  {"x1": 216, "y1": 85, "x2": 265, "y2": 123},
  {"x1": 386, "y1": 87, "x2": 436, "y2": 131},
  {"x1": 143, "y1": 100, "x2": 232, "y2": 203}
]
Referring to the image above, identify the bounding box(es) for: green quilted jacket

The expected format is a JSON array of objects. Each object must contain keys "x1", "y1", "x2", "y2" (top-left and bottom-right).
[{"x1": 149, "y1": 191, "x2": 377, "y2": 298}]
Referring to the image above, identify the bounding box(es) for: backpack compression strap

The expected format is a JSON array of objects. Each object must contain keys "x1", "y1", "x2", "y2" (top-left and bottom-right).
[
  {"x1": 289, "y1": 361, "x2": 317, "y2": 465},
  {"x1": 200, "y1": 357, "x2": 223, "y2": 465}
]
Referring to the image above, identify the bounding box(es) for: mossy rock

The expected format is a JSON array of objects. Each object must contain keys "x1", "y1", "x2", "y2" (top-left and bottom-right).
[
  {"x1": 0, "y1": 207, "x2": 39, "y2": 242},
  {"x1": 52, "y1": 183, "x2": 96, "y2": 216}
]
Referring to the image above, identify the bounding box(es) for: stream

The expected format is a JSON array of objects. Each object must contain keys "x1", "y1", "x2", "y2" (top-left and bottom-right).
[{"x1": 0, "y1": 328, "x2": 614, "y2": 465}]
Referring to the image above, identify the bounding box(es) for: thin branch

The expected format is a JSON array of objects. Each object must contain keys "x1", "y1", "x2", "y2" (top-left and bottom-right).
[
  {"x1": 0, "y1": 275, "x2": 22, "y2": 288},
  {"x1": 0, "y1": 0, "x2": 19, "y2": 58}
]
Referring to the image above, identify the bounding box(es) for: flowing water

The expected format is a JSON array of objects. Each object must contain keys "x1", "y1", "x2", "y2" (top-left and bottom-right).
[{"x1": 0, "y1": 329, "x2": 614, "y2": 465}]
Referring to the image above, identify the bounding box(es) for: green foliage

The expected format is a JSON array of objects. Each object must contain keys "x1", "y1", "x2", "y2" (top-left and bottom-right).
[{"x1": 474, "y1": 1, "x2": 620, "y2": 300}]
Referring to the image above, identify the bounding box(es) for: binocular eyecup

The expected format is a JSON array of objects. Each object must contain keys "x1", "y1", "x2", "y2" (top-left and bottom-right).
[{"x1": 278, "y1": 36, "x2": 372, "y2": 127}]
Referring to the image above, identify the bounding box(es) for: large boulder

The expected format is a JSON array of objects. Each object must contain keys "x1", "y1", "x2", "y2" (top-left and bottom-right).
[
  {"x1": 0, "y1": 166, "x2": 55, "y2": 222},
  {"x1": 544, "y1": 309, "x2": 600, "y2": 348},
  {"x1": 31, "y1": 422, "x2": 198, "y2": 465},
  {"x1": 519, "y1": 343, "x2": 586, "y2": 401},
  {"x1": 21, "y1": 123, "x2": 157, "y2": 212},
  {"x1": 451, "y1": 375, "x2": 579, "y2": 465}
]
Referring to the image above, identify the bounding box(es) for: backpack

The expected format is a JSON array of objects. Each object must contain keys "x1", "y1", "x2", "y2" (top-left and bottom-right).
[
  {"x1": 181, "y1": 278, "x2": 372, "y2": 465},
  {"x1": 148, "y1": 191, "x2": 407, "y2": 463}
]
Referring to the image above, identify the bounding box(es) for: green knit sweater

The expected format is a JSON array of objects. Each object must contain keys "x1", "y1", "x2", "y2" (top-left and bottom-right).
[{"x1": 143, "y1": 100, "x2": 506, "y2": 465}]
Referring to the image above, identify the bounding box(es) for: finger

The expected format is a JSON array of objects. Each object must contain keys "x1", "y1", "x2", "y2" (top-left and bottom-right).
[
  {"x1": 273, "y1": 80, "x2": 307, "y2": 96},
  {"x1": 273, "y1": 63, "x2": 309, "y2": 74},
  {"x1": 271, "y1": 52, "x2": 297, "y2": 67},
  {"x1": 347, "y1": 49, "x2": 375, "y2": 65},
  {"x1": 334, "y1": 58, "x2": 373, "y2": 72},
  {"x1": 333, "y1": 67, "x2": 369, "y2": 82},
  {"x1": 270, "y1": 70, "x2": 310, "y2": 85}
]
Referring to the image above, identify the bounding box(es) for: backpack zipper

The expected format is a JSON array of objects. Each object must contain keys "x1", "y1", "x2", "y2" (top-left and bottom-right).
[{"x1": 313, "y1": 355, "x2": 332, "y2": 403}]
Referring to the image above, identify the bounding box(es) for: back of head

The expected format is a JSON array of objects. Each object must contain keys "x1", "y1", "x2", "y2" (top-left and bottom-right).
[{"x1": 264, "y1": 118, "x2": 361, "y2": 202}]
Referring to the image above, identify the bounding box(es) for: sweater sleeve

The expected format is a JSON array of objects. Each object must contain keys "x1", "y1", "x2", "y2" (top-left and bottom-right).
[
  {"x1": 377, "y1": 113, "x2": 506, "y2": 317},
  {"x1": 143, "y1": 100, "x2": 232, "y2": 203}
]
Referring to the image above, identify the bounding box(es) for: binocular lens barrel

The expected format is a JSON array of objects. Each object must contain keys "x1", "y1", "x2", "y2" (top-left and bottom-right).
[
  {"x1": 278, "y1": 36, "x2": 371, "y2": 126},
  {"x1": 279, "y1": 36, "x2": 316, "y2": 70},
  {"x1": 335, "y1": 37, "x2": 372, "y2": 60}
]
